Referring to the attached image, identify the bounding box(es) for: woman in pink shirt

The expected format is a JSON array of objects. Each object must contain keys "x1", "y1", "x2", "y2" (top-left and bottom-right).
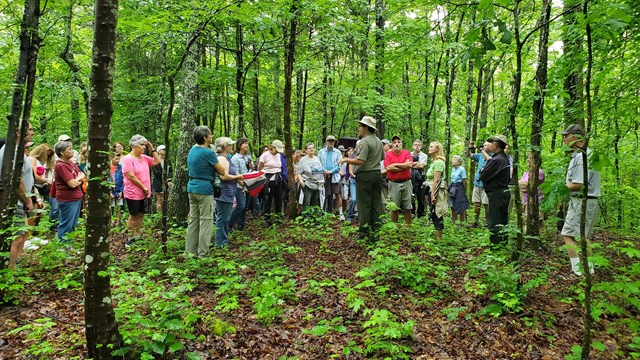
[{"x1": 122, "y1": 134, "x2": 161, "y2": 246}]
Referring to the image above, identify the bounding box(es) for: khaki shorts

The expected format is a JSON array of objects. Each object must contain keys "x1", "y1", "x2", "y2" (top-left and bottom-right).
[
  {"x1": 472, "y1": 186, "x2": 489, "y2": 205},
  {"x1": 388, "y1": 180, "x2": 413, "y2": 210},
  {"x1": 561, "y1": 197, "x2": 599, "y2": 239}
]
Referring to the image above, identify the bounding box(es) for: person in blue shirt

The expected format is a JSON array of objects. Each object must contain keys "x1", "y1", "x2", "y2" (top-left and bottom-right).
[
  {"x1": 318, "y1": 135, "x2": 343, "y2": 217},
  {"x1": 466, "y1": 140, "x2": 491, "y2": 227},
  {"x1": 185, "y1": 126, "x2": 226, "y2": 257}
]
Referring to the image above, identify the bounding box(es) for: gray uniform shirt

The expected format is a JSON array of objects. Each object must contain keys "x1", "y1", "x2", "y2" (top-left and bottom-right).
[{"x1": 566, "y1": 148, "x2": 601, "y2": 198}]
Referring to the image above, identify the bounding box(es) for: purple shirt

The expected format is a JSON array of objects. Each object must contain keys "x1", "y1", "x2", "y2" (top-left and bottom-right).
[{"x1": 520, "y1": 169, "x2": 544, "y2": 204}]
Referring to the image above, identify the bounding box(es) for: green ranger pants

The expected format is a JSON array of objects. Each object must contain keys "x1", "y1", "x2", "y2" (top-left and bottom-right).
[{"x1": 356, "y1": 170, "x2": 383, "y2": 238}]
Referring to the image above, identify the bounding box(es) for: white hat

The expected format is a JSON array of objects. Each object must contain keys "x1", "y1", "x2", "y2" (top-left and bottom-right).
[
  {"x1": 271, "y1": 140, "x2": 285, "y2": 153},
  {"x1": 58, "y1": 134, "x2": 72, "y2": 142},
  {"x1": 157, "y1": 145, "x2": 166, "y2": 152},
  {"x1": 358, "y1": 116, "x2": 377, "y2": 131}
]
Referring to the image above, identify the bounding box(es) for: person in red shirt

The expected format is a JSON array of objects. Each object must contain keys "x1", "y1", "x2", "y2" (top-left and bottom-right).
[
  {"x1": 54, "y1": 140, "x2": 85, "y2": 242},
  {"x1": 384, "y1": 136, "x2": 414, "y2": 225}
]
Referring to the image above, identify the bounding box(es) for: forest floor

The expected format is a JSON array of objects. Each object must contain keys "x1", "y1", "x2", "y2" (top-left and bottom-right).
[{"x1": 1, "y1": 211, "x2": 639, "y2": 359}]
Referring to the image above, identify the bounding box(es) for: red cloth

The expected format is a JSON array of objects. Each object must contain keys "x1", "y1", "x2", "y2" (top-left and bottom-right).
[
  {"x1": 54, "y1": 160, "x2": 84, "y2": 202},
  {"x1": 384, "y1": 150, "x2": 412, "y2": 181}
]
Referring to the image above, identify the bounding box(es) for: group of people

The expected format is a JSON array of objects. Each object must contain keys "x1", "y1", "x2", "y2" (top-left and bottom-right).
[{"x1": 2, "y1": 118, "x2": 599, "y2": 276}]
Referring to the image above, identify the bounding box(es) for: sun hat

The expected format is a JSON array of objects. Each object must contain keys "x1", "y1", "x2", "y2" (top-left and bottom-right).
[
  {"x1": 358, "y1": 116, "x2": 377, "y2": 131},
  {"x1": 487, "y1": 134, "x2": 509, "y2": 147}
]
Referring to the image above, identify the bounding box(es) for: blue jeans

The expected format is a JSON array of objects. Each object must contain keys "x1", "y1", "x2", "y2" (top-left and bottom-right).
[
  {"x1": 57, "y1": 200, "x2": 82, "y2": 242},
  {"x1": 347, "y1": 179, "x2": 357, "y2": 220},
  {"x1": 215, "y1": 200, "x2": 233, "y2": 247},
  {"x1": 49, "y1": 197, "x2": 59, "y2": 222},
  {"x1": 229, "y1": 187, "x2": 247, "y2": 230}
]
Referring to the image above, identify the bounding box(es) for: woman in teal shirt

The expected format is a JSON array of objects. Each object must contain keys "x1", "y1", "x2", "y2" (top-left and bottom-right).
[{"x1": 185, "y1": 126, "x2": 226, "y2": 257}]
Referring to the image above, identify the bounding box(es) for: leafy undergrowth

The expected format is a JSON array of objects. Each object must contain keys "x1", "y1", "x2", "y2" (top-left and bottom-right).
[{"x1": 1, "y1": 212, "x2": 639, "y2": 359}]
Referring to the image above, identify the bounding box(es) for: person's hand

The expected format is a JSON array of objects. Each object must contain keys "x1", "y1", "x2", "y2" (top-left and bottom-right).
[
  {"x1": 325, "y1": 170, "x2": 331, "y2": 175},
  {"x1": 25, "y1": 197, "x2": 34, "y2": 211},
  {"x1": 146, "y1": 142, "x2": 154, "y2": 151},
  {"x1": 431, "y1": 194, "x2": 436, "y2": 205},
  {"x1": 35, "y1": 198, "x2": 44, "y2": 209},
  {"x1": 143, "y1": 187, "x2": 150, "y2": 197}
]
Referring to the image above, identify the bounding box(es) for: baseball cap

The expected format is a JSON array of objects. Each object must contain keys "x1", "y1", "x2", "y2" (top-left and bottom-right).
[
  {"x1": 559, "y1": 123, "x2": 585, "y2": 136},
  {"x1": 326, "y1": 135, "x2": 336, "y2": 142},
  {"x1": 58, "y1": 134, "x2": 72, "y2": 142},
  {"x1": 157, "y1": 145, "x2": 166, "y2": 152},
  {"x1": 272, "y1": 140, "x2": 285, "y2": 153},
  {"x1": 391, "y1": 135, "x2": 402, "y2": 142},
  {"x1": 381, "y1": 139, "x2": 391, "y2": 145},
  {"x1": 337, "y1": 145, "x2": 346, "y2": 152}
]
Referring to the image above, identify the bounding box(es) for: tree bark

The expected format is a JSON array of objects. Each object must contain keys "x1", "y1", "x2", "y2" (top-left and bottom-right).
[
  {"x1": 168, "y1": 39, "x2": 199, "y2": 224},
  {"x1": 525, "y1": 0, "x2": 551, "y2": 239},
  {"x1": 235, "y1": 9, "x2": 245, "y2": 139},
  {"x1": 374, "y1": 0, "x2": 385, "y2": 138},
  {"x1": 580, "y1": 1, "x2": 594, "y2": 357},
  {"x1": 283, "y1": 1, "x2": 299, "y2": 218},
  {"x1": 508, "y1": 0, "x2": 525, "y2": 262},
  {"x1": 84, "y1": 0, "x2": 122, "y2": 356},
  {"x1": 0, "y1": 0, "x2": 40, "y2": 268},
  {"x1": 562, "y1": 0, "x2": 584, "y2": 126}
]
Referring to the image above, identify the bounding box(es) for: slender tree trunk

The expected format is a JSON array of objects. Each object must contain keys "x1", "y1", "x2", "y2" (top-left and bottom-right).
[
  {"x1": 508, "y1": 0, "x2": 525, "y2": 262},
  {"x1": 21, "y1": 5, "x2": 41, "y2": 127},
  {"x1": 236, "y1": 11, "x2": 245, "y2": 138},
  {"x1": 613, "y1": 97, "x2": 622, "y2": 226},
  {"x1": 525, "y1": 0, "x2": 551, "y2": 239},
  {"x1": 283, "y1": 1, "x2": 299, "y2": 218},
  {"x1": 562, "y1": 0, "x2": 584, "y2": 126},
  {"x1": 424, "y1": 52, "x2": 443, "y2": 145},
  {"x1": 84, "y1": 0, "x2": 122, "y2": 356},
  {"x1": 0, "y1": 0, "x2": 40, "y2": 268},
  {"x1": 298, "y1": 69, "x2": 308, "y2": 149},
  {"x1": 60, "y1": 0, "x2": 90, "y2": 120},
  {"x1": 444, "y1": 11, "x2": 465, "y2": 178},
  {"x1": 253, "y1": 57, "x2": 262, "y2": 147},
  {"x1": 404, "y1": 62, "x2": 414, "y2": 138},
  {"x1": 580, "y1": 1, "x2": 594, "y2": 357},
  {"x1": 322, "y1": 53, "x2": 329, "y2": 141},
  {"x1": 168, "y1": 39, "x2": 199, "y2": 223},
  {"x1": 374, "y1": 0, "x2": 385, "y2": 138}
]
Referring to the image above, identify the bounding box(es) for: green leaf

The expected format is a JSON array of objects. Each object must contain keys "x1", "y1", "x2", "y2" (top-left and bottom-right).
[
  {"x1": 169, "y1": 341, "x2": 183, "y2": 352},
  {"x1": 500, "y1": 30, "x2": 513, "y2": 45}
]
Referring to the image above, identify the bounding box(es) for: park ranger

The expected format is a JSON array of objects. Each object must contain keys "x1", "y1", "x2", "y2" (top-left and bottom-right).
[{"x1": 339, "y1": 116, "x2": 384, "y2": 240}]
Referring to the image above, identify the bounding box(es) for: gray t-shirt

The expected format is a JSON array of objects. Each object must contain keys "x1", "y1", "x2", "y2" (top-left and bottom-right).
[
  {"x1": 297, "y1": 155, "x2": 325, "y2": 189},
  {"x1": 0, "y1": 145, "x2": 34, "y2": 206},
  {"x1": 566, "y1": 148, "x2": 601, "y2": 197}
]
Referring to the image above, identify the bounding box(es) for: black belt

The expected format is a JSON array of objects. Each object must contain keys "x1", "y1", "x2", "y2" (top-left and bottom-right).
[
  {"x1": 571, "y1": 194, "x2": 598, "y2": 199},
  {"x1": 389, "y1": 179, "x2": 411, "y2": 183}
]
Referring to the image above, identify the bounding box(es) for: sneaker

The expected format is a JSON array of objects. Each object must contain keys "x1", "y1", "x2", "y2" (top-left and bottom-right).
[
  {"x1": 125, "y1": 238, "x2": 137, "y2": 248},
  {"x1": 339, "y1": 214, "x2": 346, "y2": 221}
]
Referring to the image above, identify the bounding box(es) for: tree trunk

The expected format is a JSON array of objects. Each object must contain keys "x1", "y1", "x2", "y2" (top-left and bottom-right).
[
  {"x1": 444, "y1": 11, "x2": 465, "y2": 178},
  {"x1": 84, "y1": 0, "x2": 122, "y2": 356},
  {"x1": 525, "y1": 0, "x2": 551, "y2": 239},
  {"x1": 168, "y1": 39, "x2": 199, "y2": 224},
  {"x1": 236, "y1": 13, "x2": 245, "y2": 139},
  {"x1": 403, "y1": 62, "x2": 414, "y2": 139},
  {"x1": 283, "y1": 1, "x2": 299, "y2": 218},
  {"x1": 374, "y1": 0, "x2": 385, "y2": 138},
  {"x1": 60, "y1": 0, "x2": 90, "y2": 120},
  {"x1": 424, "y1": 52, "x2": 443, "y2": 145},
  {"x1": 580, "y1": 1, "x2": 594, "y2": 357},
  {"x1": 0, "y1": 0, "x2": 40, "y2": 268},
  {"x1": 562, "y1": 0, "x2": 584, "y2": 127},
  {"x1": 298, "y1": 69, "x2": 308, "y2": 149},
  {"x1": 508, "y1": 0, "x2": 525, "y2": 262}
]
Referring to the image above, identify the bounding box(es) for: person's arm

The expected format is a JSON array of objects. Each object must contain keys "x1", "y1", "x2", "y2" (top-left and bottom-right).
[
  {"x1": 125, "y1": 170, "x2": 149, "y2": 196},
  {"x1": 340, "y1": 157, "x2": 365, "y2": 166},
  {"x1": 481, "y1": 148, "x2": 491, "y2": 161},
  {"x1": 462, "y1": 178, "x2": 467, "y2": 191},
  {"x1": 331, "y1": 152, "x2": 342, "y2": 174},
  {"x1": 18, "y1": 181, "x2": 33, "y2": 210},
  {"x1": 430, "y1": 171, "x2": 442, "y2": 204},
  {"x1": 29, "y1": 157, "x2": 46, "y2": 184}
]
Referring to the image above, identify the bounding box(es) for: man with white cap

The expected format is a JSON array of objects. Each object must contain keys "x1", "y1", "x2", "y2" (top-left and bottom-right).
[
  {"x1": 318, "y1": 135, "x2": 343, "y2": 216},
  {"x1": 478, "y1": 134, "x2": 511, "y2": 246},
  {"x1": 339, "y1": 116, "x2": 384, "y2": 240},
  {"x1": 559, "y1": 123, "x2": 599, "y2": 276}
]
